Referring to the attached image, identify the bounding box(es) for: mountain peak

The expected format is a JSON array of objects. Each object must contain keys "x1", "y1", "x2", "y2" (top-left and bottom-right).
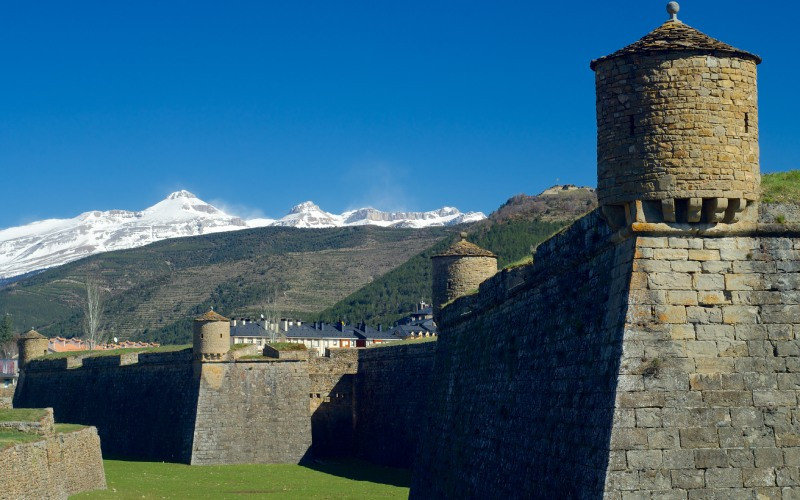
[
  {"x1": 289, "y1": 201, "x2": 322, "y2": 214},
  {"x1": 166, "y1": 190, "x2": 197, "y2": 200}
]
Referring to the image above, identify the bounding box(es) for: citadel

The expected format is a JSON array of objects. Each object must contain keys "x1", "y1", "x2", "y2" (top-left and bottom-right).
[{"x1": 6, "y1": 3, "x2": 800, "y2": 498}]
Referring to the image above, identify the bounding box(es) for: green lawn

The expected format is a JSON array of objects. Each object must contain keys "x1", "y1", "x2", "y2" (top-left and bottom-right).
[
  {"x1": 0, "y1": 430, "x2": 44, "y2": 450},
  {"x1": 0, "y1": 408, "x2": 47, "y2": 422},
  {"x1": 72, "y1": 459, "x2": 410, "y2": 499}
]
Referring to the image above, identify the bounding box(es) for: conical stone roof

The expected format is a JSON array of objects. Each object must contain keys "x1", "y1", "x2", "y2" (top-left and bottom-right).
[
  {"x1": 194, "y1": 310, "x2": 229, "y2": 322},
  {"x1": 590, "y1": 20, "x2": 761, "y2": 70},
  {"x1": 19, "y1": 329, "x2": 46, "y2": 339},
  {"x1": 433, "y1": 233, "x2": 496, "y2": 258}
]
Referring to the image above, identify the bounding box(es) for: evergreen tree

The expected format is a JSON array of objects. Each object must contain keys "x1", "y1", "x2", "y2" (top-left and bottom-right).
[{"x1": 0, "y1": 314, "x2": 14, "y2": 357}]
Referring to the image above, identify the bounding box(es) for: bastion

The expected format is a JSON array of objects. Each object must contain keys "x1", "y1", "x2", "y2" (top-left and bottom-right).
[
  {"x1": 411, "y1": 4, "x2": 800, "y2": 498},
  {"x1": 0, "y1": 408, "x2": 106, "y2": 499}
]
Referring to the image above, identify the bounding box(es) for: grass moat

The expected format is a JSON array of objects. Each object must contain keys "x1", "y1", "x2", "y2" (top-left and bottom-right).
[{"x1": 72, "y1": 459, "x2": 410, "y2": 499}]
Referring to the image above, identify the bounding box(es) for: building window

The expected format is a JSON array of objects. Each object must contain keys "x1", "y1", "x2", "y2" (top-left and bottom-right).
[{"x1": 745, "y1": 112, "x2": 749, "y2": 133}]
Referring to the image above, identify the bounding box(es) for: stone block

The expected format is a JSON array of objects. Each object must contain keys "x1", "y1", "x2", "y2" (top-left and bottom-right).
[
  {"x1": 722, "y1": 306, "x2": 759, "y2": 325},
  {"x1": 754, "y1": 448, "x2": 785, "y2": 468},
  {"x1": 725, "y1": 274, "x2": 764, "y2": 290},
  {"x1": 742, "y1": 468, "x2": 776, "y2": 487},
  {"x1": 681, "y1": 428, "x2": 719, "y2": 448},
  {"x1": 695, "y1": 274, "x2": 725, "y2": 290},
  {"x1": 695, "y1": 325, "x2": 735, "y2": 341},
  {"x1": 753, "y1": 391, "x2": 797, "y2": 407},
  {"x1": 648, "y1": 429, "x2": 680, "y2": 449},
  {"x1": 672, "y1": 261, "x2": 703, "y2": 273},
  {"x1": 650, "y1": 273, "x2": 694, "y2": 290},
  {"x1": 612, "y1": 428, "x2": 650, "y2": 450},
  {"x1": 672, "y1": 469, "x2": 705, "y2": 489},
  {"x1": 785, "y1": 449, "x2": 800, "y2": 467},
  {"x1": 656, "y1": 248, "x2": 690, "y2": 260},
  {"x1": 704, "y1": 467, "x2": 742, "y2": 488},
  {"x1": 669, "y1": 291, "x2": 699, "y2": 306},
  {"x1": 627, "y1": 449, "x2": 663, "y2": 469},
  {"x1": 698, "y1": 291, "x2": 728, "y2": 306},
  {"x1": 694, "y1": 448, "x2": 727, "y2": 468},
  {"x1": 656, "y1": 306, "x2": 688, "y2": 324},
  {"x1": 689, "y1": 250, "x2": 721, "y2": 261},
  {"x1": 777, "y1": 467, "x2": 800, "y2": 487}
]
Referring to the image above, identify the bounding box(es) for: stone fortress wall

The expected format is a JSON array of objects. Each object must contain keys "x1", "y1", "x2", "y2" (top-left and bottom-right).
[
  {"x1": 411, "y1": 209, "x2": 800, "y2": 497},
  {"x1": 0, "y1": 408, "x2": 106, "y2": 499},
  {"x1": 409, "y1": 5, "x2": 800, "y2": 497},
  {"x1": 13, "y1": 340, "x2": 434, "y2": 467}
]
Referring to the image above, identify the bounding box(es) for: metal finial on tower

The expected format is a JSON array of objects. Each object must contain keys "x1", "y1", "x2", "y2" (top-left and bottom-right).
[{"x1": 667, "y1": 2, "x2": 680, "y2": 21}]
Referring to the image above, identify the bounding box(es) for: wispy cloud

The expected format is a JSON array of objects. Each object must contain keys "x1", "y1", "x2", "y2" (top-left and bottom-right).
[
  {"x1": 208, "y1": 198, "x2": 269, "y2": 221},
  {"x1": 343, "y1": 161, "x2": 418, "y2": 212}
]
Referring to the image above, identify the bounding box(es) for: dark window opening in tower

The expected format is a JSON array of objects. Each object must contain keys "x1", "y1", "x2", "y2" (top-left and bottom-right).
[
  {"x1": 629, "y1": 115, "x2": 635, "y2": 136},
  {"x1": 745, "y1": 112, "x2": 749, "y2": 133}
]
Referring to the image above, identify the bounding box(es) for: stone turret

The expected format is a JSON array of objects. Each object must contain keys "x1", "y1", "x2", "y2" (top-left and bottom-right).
[
  {"x1": 17, "y1": 329, "x2": 49, "y2": 367},
  {"x1": 431, "y1": 232, "x2": 497, "y2": 318},
  {"x1": 193, "y1": 310, "x2": 230, "y2": 361},
  {"x1": 591, "y1": 1, "x2": 761, "y2": 228}
]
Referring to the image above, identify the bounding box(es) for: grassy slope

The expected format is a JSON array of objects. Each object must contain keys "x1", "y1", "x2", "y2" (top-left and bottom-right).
[
  {"x1": 73, "y1": 459, "x2": 409, "y2": 499},
  {"x1": 762, "y1": 170, "x2": 800, "y2": 204},
  {"x1": 0, "y1": 226, "x2": 449, "y2": 343}
]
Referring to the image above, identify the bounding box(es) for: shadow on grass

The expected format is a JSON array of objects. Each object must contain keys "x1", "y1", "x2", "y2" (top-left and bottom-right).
[{"x1": 303, "y1": 458, "x2": 411, "y2": 489}]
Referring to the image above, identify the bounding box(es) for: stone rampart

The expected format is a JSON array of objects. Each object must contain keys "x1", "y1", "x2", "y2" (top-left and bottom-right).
[
  {"x1": 355, "y1": 341, "x2": 436, "y2": 467},
  {"x1": 0, "y1": 426, "x2": 106, "y2": 499},
  {"x1": 191, "y1": 360, "x2": 312, "y2": 465},
  {"x1": 14, "y1": 350, "x2": 198, "y2": 462},
  {"x1": 14, "y1": 349, "x2": 314, "y2": 465},
  {"x1": 413, "y1": 210, "x2": 634, "y2": 497},
  {"x1": 307, "y1": 343, "x2": 436, "y2": 465},
  {"x1": 411, "y1": 209, "x2": 800, "y2": 498}
]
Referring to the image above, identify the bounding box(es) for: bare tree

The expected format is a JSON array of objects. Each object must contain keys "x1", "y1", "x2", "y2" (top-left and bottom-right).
[
  {"x1": 260, "y1": 287, "x2": 282, "y2": 343},
  {"x1": 83, "y1": 277, "x2": 106, "y2": 349}
]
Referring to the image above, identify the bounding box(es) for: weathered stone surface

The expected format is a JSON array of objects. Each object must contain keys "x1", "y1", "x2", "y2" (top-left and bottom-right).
[
  {"x1": 411, "y1": 209, "x2": 800, "y2": 498},
  {"x1": 0, "y1": 426, "x2": 106, "y2": 499}
]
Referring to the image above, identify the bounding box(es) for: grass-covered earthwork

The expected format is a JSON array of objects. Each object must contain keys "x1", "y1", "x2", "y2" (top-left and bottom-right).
[{"x1": 73, "y1": 459, "x2": 410, "y2": 499}]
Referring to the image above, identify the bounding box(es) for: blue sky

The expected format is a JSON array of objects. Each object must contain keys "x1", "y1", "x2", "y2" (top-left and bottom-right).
[{"x1": 1, "y1": 1, "x2": 797, "y2": 228}]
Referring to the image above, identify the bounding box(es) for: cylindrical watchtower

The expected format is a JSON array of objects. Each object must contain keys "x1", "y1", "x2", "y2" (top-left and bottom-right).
[
  {"x1": 591, "y1": 2, "x2": 761, "y2": 227},
  {"x1": 193, "y1": 310, "x2": 230, "y2": 361},
  {"x1": 431, "y1": 233, "x2": 497, "y2": 318},
  {"x1": 17, "y1": 329, "x2": 49, "y2": 367}
]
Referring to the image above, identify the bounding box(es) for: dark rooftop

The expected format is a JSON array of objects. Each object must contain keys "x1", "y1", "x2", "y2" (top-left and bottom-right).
[
  {"x1": 590, "y1": 20, "x2": 761, "y2": 71},
  {"x1": 434, "y1": 233, "x2": 496, "y2": 258},
  {"x1": 195, "y1": 310, "x2": 229, "y2": 322}
]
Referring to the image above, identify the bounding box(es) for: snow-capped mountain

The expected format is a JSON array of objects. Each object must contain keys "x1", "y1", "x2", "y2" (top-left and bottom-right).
[{"x1": 0, "y1": 192, "x2": 485, "y2": 279}]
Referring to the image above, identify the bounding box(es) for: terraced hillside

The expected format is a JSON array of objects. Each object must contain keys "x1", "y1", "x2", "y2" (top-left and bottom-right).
[{"x1": 0, "y1": 226, "x2": 451, "y2": 342}]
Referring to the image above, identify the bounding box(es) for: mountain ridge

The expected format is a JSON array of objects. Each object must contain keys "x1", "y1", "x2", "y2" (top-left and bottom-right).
[{"x1": 0, "y1": 191, "x2": 485, "y2": 279}]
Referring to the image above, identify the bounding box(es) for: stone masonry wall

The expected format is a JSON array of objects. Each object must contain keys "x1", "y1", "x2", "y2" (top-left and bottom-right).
[
  {"x1": 412, "y1": 211, "x2": 635, "y2": 497},
  {"x1": 606, "y1": 234, "x2": 800, "y2": 498},
  {"x1": 595, "y1": 54, "x2": 759, "y2": 206},
  {"x1": 0, "y1": 427, "x2": 106, "y2": 499},
  {"x1": 355, "y1": 341, "x2": 436, "y2": 468},
  {"x1": 411, "y1": 207, "x2": 800, "y2": 498},
  {"x1": 191, "y1": 360, "x2": 312, "y2": 465},
  {"x1": 308, "y1": 349, "x2": 359, "y2": 457},
  {"x1": 14, "y1": 350, "x2": 199, "y2": 462},
  {"x1": 307, "y1": 344, "x2": 436, "y2": 465}
]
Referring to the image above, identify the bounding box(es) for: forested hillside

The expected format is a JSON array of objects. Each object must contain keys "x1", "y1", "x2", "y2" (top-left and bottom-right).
[
  {"x1": 0, "y1": 226, "x2": 450, "y2": 343},
  {"x1": 316, "y1": 217, "x2": 574, "y2": 327}
]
